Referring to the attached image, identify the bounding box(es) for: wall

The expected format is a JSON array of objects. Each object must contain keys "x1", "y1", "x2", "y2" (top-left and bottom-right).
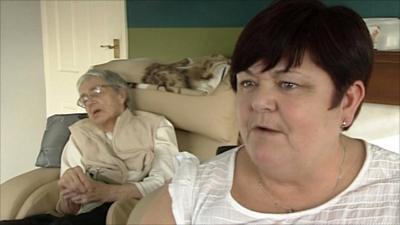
[
  {"x1": 0, "y1": 0, "x2": 46, "y2": 183},
  {"x1": 126, "y1": 0, "x2": 400, "y2": 60}
]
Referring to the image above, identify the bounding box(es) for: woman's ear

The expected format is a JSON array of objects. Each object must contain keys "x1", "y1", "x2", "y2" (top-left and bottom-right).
[
  {"x1": 340, "y1": 80, "x2": 365, "y2": 126},
  {"x1": 117, "y1": 89, "x2": 128, "y2": 105}
]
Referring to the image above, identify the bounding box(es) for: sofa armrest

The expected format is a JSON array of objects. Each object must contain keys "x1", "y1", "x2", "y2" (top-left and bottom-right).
[{"x1": 0, "y1": 168, "x2": 60, "y2": 220}]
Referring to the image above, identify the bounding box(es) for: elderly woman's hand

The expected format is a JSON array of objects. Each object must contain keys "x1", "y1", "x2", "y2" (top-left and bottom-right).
[
  {"x1": 56, "y1": 166, "x2": 92, "y2": 214},
  {"x1": 58, "y1": 166, "x2": 93, "y2": 197},
  {"x1": 68, "y1": 181, "x2": 142, "y2": 204},
  {"x1": 67, "y1": 179, "x2": 111, "y2": 204}
]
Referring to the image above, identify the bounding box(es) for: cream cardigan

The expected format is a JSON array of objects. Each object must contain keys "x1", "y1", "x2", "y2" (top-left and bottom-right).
[{"x1": 69, "y1": 109, "x2": 162, "y2": 184}]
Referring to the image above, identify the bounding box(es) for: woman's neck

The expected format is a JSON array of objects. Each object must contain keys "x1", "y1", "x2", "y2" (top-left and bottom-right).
[
  {"x1": 234, "y1": 136, "x2": 366, "y2": 213},
  {"x1": 243, "y1": 136, "x2": 349, "y2": 191}
]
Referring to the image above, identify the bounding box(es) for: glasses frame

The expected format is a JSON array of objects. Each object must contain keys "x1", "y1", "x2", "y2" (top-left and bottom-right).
[{"x1": 77, "y1": 85, "x2": 119, "y2": 108}]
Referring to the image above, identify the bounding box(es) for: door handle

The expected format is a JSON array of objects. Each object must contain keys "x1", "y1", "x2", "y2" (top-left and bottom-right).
[{"x1": 100, "y1": 39, "x2": 120, "y2": 58}]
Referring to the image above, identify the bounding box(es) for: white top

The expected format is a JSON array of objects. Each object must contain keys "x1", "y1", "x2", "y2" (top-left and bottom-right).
[
  {"x1": 169, "y1": 143, "x2": 400, "y2": 225},
  {"x1": 61, "y1": 117, "x2": 179, "y2": 196}
]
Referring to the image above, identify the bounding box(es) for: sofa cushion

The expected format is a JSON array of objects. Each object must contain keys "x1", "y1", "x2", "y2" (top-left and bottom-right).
[
  {"x1": 35, "y1": 113, "x2": 87, "y2": 168},
  {"x1": 131, "y1": 77, "x2": 237, "y2": 143}
]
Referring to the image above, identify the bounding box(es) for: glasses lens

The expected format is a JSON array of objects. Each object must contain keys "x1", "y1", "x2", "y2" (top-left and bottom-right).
[
  {"x1": 77, "y1": 95, "x2": 87, "y2": 108},
  {"x1": 91, "y1": 86, "x2": 102, "y2": 95},
  {"x1": 76, "y1": 85, "x2": 117, "y2": 108}
]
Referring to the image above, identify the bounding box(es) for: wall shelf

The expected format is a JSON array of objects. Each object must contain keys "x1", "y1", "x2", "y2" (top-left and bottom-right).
[{"x1": 365, "y1": 51, "x2": 400, "y2": 105}]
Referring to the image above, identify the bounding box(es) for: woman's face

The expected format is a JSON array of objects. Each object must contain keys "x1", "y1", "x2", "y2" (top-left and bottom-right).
[
  {"x1": 236, "y1": 53, "x2": 344, "y2": 168},
  {"x1": 79, "y1": 77, "x2": 126, "y2": 132}
]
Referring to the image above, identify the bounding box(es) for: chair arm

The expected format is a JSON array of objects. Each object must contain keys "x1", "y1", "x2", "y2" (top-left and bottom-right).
[
  {"x1": 0, "y1": 168, "x2": 60, "y2": 220},
  {"x1": 16, "y1": 180, "x2": 60, "y2": 219}
]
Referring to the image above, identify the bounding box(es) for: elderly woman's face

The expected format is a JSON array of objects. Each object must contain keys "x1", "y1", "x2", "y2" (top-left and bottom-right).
[
  {"x1": 79, "y1": 77, "x2": 126, "y2": 132},
  {"x1": 236, "y1": 53, "x2": 344, "y2": 166}
]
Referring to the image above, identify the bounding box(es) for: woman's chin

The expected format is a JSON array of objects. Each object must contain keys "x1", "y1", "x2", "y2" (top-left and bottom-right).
[
  {"x1": 245, "y1": 139, "x2": 287, "y2": 165},
  {"x1": 90, "y1": 115, "x2": 107, "y2": 127}
]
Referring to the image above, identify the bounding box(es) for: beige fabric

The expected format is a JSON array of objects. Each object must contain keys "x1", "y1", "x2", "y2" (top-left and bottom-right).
[
  {"x1": 175, "y1": 129, "x2": 237, "y2": 162},
  {"x1": 69, "y1": 110, "x2": 161, "y2": 185},
  {"x1": 132, "y1": 77, "x2": 237, "y2": 143},
  {"x1": 0, "y1": 168, "x2": 59, "y2": 220},
  {"x1": 106, "y1": 198, "x2": 139, "y2": 225},
  {"x1": 16, "y1": 180, "x2": 59, "y2": 219},
  {"x1": 94, "y1": 58, "x2": 158, "y2": 84}
]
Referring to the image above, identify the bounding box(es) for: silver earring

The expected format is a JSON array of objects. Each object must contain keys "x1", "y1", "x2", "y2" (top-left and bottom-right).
[{"x1": 341, "y1": 121, "x2": 347, "y2": 128}]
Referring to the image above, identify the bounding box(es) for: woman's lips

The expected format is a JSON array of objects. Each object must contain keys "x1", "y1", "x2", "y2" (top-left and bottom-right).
[
  {"x1": 91, "y1": 109, "x2": 102, "y2": 116},
  {"x1": 252, "y1": 125, "x2": 281, "y2": 134}
]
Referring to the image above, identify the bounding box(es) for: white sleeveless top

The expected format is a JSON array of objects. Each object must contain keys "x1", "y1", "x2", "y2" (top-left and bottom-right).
[{"x1": 169, "y1": 143, "x2": 400, "y2": 224}]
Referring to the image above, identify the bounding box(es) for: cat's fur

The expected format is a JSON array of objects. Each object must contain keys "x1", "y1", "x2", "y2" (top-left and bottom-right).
[{"x1": 141, "y1": 55, "x2": 226, "y2": 93}]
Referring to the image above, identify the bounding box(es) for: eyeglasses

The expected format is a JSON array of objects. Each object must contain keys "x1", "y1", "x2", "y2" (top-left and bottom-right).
[{"x1": 77, "y1": 85, "x2": 118, "y2": 108}]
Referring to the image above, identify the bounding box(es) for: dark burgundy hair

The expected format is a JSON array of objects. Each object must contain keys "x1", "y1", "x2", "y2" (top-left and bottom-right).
[{"x1": 231, "y1": 0, "x2": 373, "y2": 122}]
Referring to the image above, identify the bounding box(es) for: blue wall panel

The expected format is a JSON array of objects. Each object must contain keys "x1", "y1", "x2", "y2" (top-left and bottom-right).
[{"x1": 127, "y1": 0, "x2": 400, "y2": 28}]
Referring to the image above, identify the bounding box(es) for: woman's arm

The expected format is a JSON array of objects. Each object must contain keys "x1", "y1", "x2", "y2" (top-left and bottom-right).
[
  {"x1": 133, "y1": 118, "x2": 179, "y2": 196},
  {"x1": 67, "y1": 181, "x2": 140, "y2": 204},
  {"x1": 56, "y1": 139, "x2": 86, "y2": 214},
  {"x1": 130, "y1": 185, "x2": 176, "y2": 225}
]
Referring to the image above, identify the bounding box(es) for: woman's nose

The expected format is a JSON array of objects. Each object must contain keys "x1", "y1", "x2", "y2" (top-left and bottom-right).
[
  {"x1": 85, "y1": 98, "x2": 97, "y2": 108},
  {"x1": 251, "y1": 88, "x2": 277, "y2": 112}
]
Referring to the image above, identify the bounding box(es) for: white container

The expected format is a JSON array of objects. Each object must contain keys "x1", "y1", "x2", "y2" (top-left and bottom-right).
[{"x1": 363, "y1": 18, "x2": 400, "y2": 51}]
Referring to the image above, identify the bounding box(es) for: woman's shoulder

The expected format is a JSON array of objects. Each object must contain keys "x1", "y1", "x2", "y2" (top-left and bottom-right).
[
  {"x1": 69, "y1": 117, "x2": 101, "y2": 134},
  {"x1": 173, "y1": 148, "x2": 237, "y2": 180},
  {"x1": 366, "y1": 142, "x2": 400, "y2": 168},
  {"x1": 360, "y1": 142, "x2": 400, "y2": 183},
  {"x1": 169, "y1": 149, "x2": 238, "y2": 224},
  {"x1": 201, "y1": 147, "x2": 238, "y2": 170},
  {"x1": 132, "y1": 110, "x2": 171, "y2": 126}
]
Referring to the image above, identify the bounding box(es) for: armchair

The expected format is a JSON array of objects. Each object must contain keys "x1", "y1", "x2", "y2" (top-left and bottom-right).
[{"x1": 0, "y1": 56, "x2": 239, "y2": 224}]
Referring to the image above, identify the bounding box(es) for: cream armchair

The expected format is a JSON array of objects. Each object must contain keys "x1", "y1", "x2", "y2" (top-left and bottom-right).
[{"x1": 0, "y1": 56, "x2": 239, "y2": 224}]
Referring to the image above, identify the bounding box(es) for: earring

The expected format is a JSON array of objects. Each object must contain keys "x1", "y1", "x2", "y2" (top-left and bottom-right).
[{"x1": 341, "y1": 121, "x2": 347, "y2": 128}]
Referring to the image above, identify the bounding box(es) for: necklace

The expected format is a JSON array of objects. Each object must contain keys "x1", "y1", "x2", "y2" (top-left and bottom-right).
[{"x1": 256, "y1": 141, "x2": 347, "y2": 213}]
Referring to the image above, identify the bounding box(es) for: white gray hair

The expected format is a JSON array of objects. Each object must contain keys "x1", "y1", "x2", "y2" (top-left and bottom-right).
[{"x1": 77, "y1": 69, "x2": 134, "y2": 111}]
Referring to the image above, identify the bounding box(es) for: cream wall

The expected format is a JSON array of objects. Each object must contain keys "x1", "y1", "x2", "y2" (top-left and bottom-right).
[{"x1": 0, "y1": 0, "x2": 46, "y2": 183}]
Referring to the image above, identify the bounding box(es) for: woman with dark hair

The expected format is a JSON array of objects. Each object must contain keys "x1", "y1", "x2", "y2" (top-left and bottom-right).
[{"x1": 136, "y1": 0, "x2": 399, "y2": 224}]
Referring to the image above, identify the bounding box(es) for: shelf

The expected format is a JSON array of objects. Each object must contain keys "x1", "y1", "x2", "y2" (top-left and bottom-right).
[{"x1": 365, "y1": 51, "x2": 399, "y2": 105}]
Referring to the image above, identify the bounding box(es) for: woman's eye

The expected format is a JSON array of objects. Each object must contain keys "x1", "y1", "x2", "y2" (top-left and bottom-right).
[
  {"x1": 279, "y1": 81, "x2": 298, "y2": 90},
  {"x1": 239, "y1": 80, "x2": 256, "y2": 88}
]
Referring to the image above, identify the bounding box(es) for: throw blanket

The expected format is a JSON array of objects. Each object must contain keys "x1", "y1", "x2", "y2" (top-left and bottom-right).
[{"x1": 136, "y1": 54, "x2": 230, "y2": 95}]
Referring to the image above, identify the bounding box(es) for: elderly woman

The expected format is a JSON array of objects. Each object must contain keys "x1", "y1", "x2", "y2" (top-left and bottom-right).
[
  {"x1": 136, "y1": 0, "x2": 399, "y2": 224},
  {"x1": 1, "y1": 69, "x2": 179, "y2": 225}
]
